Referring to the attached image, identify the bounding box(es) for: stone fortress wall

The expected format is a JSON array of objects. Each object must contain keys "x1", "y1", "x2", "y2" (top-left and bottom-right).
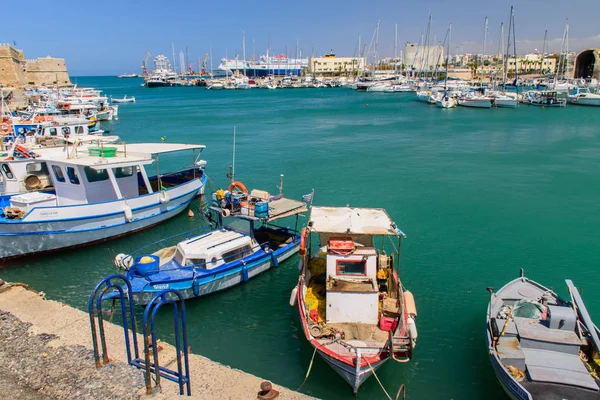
[{"x1": 0, "y1": 43, "x2": 71, "y2": 88}]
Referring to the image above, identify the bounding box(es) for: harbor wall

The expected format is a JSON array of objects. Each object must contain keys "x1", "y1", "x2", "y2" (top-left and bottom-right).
[
  {"x1": 0, "y1": 284, "x2": 311, "y2": 400},
  {"x1": 0, "y1": 44, "x2": 71, "y2": 88}
]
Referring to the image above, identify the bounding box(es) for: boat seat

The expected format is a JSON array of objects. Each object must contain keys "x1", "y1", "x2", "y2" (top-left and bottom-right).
[
  {"x1": 494, "y1": 318, "x2": 518, "y2": 336},
  {"x1": 496, "y1": 336, "x2": 525, "y2": 371},
  {"x1": 523, "y1": 348, "x2": 599, "y2": 391},
  {"x1": 515, "y1": 317, "x2": 583, "y2": 355}
]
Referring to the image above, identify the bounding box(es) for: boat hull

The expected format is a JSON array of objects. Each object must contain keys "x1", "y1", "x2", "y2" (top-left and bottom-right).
[
  {"x1": 131, "y1": 237, "x2": 299, "y2": 304},
  {"x1": 568, "y1": 97, "x2": 600, "y2": 106},
  {"x1": 0, "y1": 180, "x2": 203, "y2": 262},
  {"x1": 459, "y1": 99, "x2": 492, "y2": 108}
]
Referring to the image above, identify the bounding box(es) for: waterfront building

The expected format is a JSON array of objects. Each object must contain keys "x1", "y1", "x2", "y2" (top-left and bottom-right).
[
  {"x1": 0, "y1": 43, "x2": 71, "y2": 88},
  {"x1": 404, "y1": 42, "x2": 444, "y2": 70},
  {"x1": 506, "y1": 54, "x2": 558, "y2": 75},
  {"x1": 308, "y1": 55, "x2": 365, "y2": 75},
  {"x1": 574, "y1": 48, "x2": 600, "y2": 80}
]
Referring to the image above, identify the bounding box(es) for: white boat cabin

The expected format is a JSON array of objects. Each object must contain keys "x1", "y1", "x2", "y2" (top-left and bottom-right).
[{"x1": 173, "y1": 230, "x2": 255, "y2": 268}]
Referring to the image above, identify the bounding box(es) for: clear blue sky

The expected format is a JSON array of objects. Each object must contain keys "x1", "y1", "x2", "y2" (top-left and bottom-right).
[{"x1": 3, "y1": 0, "x2": 599, "y2": 75}]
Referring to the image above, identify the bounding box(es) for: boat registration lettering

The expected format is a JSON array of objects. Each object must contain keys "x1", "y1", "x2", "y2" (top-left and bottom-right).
[
  {"x1": 39, "y1": 211, "x2": 59, "y2": 217},
  {"x1": 153, "y1": 284, "x2": 169, "y2": 290}
]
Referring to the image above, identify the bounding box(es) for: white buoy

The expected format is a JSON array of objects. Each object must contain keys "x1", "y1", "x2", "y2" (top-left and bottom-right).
[
  {"x1": 123, "y1": 205, "x2": 133, "y2": 222},
  {"x1": 289, "y1": 287, "x2": 298, "y2": 307},
  {"x1": 159, "y1": 190, "x2": 170, "y2": 204},
  {"x1": 407, "y1": 316, "x2": 418, "y2": 346},
  {"x1": 222, "y1": 208, "x2": 231, "y2": 217}
]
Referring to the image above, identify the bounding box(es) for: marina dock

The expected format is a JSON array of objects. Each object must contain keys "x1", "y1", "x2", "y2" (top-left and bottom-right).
[{"x1": 0, "y1": 284, "x2": 313, "y2": 400}]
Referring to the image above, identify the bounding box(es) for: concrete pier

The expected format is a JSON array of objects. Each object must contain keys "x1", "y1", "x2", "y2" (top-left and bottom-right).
[{"x1": 0, "y1": 284, "x2": 313, "y2": 399}]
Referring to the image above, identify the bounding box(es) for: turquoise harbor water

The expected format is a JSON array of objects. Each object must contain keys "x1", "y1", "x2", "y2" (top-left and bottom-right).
[{"x1": 3, "y1": 77, "x2": 600, "y2": 399}]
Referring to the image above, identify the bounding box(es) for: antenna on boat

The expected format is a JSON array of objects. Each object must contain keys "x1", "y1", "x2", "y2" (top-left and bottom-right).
[
  {"x1": 227, "y1": 126, "x2": 236, "y2": 185},
  {"x1": 279, "y1": 174, "x2": 284, "y2": 194}
]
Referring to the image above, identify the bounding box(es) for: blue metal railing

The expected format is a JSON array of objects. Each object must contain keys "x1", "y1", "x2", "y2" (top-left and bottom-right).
[
  {"x1": 134, "y1": 289, "x2": 191, "y2": 395},
  {"x1": 88, "y1": 274, "x2": 139, "y2": 368},
  {"x1": 88, "y1": 276, "x2": 191, "y2": 396}
]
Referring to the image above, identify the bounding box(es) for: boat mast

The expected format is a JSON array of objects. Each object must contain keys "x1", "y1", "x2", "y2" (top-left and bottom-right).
[
  {"x1": 242, "y1": 30, "x2": 246, "y2": 78},
  {"x1": 394, "y1": 23, "x2": 398, "y2": 75},
  {"x1": 444, "y1": 24, "x2": 452, "y2": 92},
  {"x1": 482, "y1": 16, "x2": 488, "y2": 76},
  {"x1": 512, "y1": 6, "x2": 518, "y2": 95},
  {"x1": 495, "y1": 23, "x2": 504, "y2": 90}
]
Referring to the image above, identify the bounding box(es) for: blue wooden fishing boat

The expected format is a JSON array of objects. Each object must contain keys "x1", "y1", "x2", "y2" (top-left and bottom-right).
[
  {"x1": 114, "y1": 181, "x2": 309, "y2": 304},
  {"x1": 486, "y1": 270, "x2": 600, "y2": 399}
]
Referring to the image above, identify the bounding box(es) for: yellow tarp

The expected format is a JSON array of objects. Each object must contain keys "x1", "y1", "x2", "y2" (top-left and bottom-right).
[{"x1": 306, "y1": 282, "x2": 326, "y2": 323}]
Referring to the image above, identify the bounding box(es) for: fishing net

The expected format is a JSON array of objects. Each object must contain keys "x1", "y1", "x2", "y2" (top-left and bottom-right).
[{"x1": 512, "y1": 300, "x2": 544, "y2": 319}]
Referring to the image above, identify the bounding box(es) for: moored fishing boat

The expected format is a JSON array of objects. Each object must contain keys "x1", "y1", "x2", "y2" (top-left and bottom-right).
[
  {"x1": 293, "y1": 206, "x2": 417, "y2": 394},
  {"x1": 567, "y1": 88, "x2": 600, "y2": 107},
  {"x1": 0, "y1": 143, "x2": 208, "y2": 262},
  {"x1": 525, "y1": 90, "x2": 567, "y2": 107},
  {"x1": 486, "y1": 270, "x2": 600, "y2": 399},
  {"x1": 114, "y1": 180, "x2": 308, "y2": 304}
]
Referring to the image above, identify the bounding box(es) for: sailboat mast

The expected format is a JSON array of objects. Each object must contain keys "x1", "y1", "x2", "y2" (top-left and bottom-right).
[
  {"x1": 482, "y1": 16, "x2": 488, "y2": 75},
  {"x1": 511, "y1": 6, "x2": 518, "y2": 95},
  {"x1": 395, "y1": 23, "x2": 398, "y2": 74},
  {"x1": 444, "y1": 24, "x2": 452, "y2": 90},
  {"x1": 242, "y1": 30, "x2": 246, "y2": 77}
]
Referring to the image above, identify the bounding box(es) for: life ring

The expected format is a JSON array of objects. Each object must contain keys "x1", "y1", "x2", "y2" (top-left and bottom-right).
[
  {"x1": 62, "y1": 103, "x2": 71, "y2": 110},
  {"x1": 299, "y1": 227, "x2": 308, "y2": 256},
  {"x1": 0, "y1": 124, "x2": 9, "y2": 133},
  {"x1": 228, "y1": 181, "x2": 248, "y2": 195}
]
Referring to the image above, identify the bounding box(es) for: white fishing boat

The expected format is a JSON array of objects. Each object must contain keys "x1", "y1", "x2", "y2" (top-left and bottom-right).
[
  {"x1": 567, "y1": 88, "x2": 600, "y2": 107},
  {"x1": 487, "y1": 270, "x2": 600, "y2": 399},
  {"x1": 0, "y1": 143, "x2": 208, "y2": 262},
  {"x1": 111, "y1": 96, "x2": 136, "y2": 104},
  {"x1": 293, "y1": 206, "x2": 417, "y2": 394}
]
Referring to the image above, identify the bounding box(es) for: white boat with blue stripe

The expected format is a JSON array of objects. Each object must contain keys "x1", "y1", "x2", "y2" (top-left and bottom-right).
[
  {"x1": 0, "y1": 143, "x2": 208, "y2": 263},
  {"x1": 114, "y1": 184, "x2": 308, "y2": 304}
]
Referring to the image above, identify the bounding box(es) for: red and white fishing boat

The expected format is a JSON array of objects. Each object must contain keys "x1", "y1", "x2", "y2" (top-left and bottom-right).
[{"x1": 292, "y1": 206, "x2": 417, "y2": 394}]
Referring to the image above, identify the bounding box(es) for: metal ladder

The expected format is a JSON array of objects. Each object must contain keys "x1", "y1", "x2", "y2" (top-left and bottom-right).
[
  {"x1": 88, "y1": 274, "x2": 191, "y2": 396},
  {"x1": 389, "y1": 330, "x2": 412, "y2": 363}
]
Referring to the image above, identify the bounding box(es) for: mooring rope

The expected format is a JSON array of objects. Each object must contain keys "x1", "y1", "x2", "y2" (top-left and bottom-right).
[
  {"x1": 297, "y1": 346, "x2": 318, "y2": 391},
  {"x1": 364, "y1": 356, "x2": 393, "y2": 400}
]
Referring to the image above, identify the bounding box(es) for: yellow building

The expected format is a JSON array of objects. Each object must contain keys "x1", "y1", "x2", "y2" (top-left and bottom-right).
[
  {"x1": 506, "y1": 54, "x2": 557, "y2": 75},
  {"x1": 0, "y1": 43, "x2": 71, "y2": 88},
  {"x1": 308, "y1": 55, "x2": 366, "y2": 75}
]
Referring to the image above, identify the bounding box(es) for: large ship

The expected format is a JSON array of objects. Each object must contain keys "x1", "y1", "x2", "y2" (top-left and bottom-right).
[
  {"x1": 215, "y1": 53, "x2": 308, "y2": 77},
  {"x1": 145, "y1": 54, "x2": 178, "y2": 87}
]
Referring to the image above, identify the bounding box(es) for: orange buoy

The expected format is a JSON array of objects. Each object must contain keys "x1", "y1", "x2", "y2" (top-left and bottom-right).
[
  {"x1": 228, "y1": 181, "x2": 248, "y2": 196},
  {"x1": 188, "y1": 209, "x2": 194, "y2": 217},
  {"x1": 299, "y1": 227, "x2": 308, "y2": 256}
]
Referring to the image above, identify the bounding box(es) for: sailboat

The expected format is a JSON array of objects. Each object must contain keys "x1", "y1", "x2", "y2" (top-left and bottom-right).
[{"x1": 436, "y1": 24, "x2": 457, "y2": 109}]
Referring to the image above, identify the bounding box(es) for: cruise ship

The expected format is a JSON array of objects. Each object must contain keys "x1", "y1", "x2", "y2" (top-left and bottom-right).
[{"x1": 215, "y1": 53, "x2": 308, "y2": 77}]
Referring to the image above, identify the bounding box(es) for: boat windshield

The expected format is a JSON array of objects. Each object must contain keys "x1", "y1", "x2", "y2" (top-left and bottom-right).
[{"x1": 174, "y1": 248, "x2": 185, "y2": 265}]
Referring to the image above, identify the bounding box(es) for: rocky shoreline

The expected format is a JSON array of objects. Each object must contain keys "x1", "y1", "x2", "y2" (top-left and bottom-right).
[{"x1": 0, "y1": 310, "x2": 145, "y2": 399}]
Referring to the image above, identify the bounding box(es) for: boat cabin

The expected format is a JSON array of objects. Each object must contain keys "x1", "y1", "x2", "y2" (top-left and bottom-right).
[{"x1": 173, "y1": 230, "x2": 255, "y2": 269}]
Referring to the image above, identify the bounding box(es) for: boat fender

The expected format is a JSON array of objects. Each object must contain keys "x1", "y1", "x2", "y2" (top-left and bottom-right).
[
  {"x1": 289, "y1": 287, "x2": 298, "y2": 307},
  {"x1": 192, "y1": 277, "x2": 200, "y2": 297},
  {"x1": 222, "y1": 208, "x2": 231, "y2": 217},
  {"x1": 114, "y1": 253, "x2": 133, "y2": 270},
  {"x1": 299, "y1": 227, "x2": 308, "y2": 256},
  {"x1": 404, "y1": 290, "x2": 417, "y2": 317},
  {"x1": 0, "y1": 124, "x2": 9, "y2": 133},
  {"x1": 270, "y1": 251, "x2": 279, "y2": 268},
  {"x1": 407, "y1": 316, "x2": 418, "y2": 345},
  {"x1": 123, "y1": 204, "x2": 133, "y2": 222},
  {"x1": 158, "y1": 190, "x2": 170, "y2": 204}
]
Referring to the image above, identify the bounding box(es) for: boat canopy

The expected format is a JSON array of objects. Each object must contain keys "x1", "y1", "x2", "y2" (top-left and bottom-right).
[
  {"x1": 308, "y1": 206, "x2": 405, "y2": 236},
  {"x1": 112, "y1": 143, "x2": 206, "y2": 156},
  {"x1": 264, "y1": 197, "x2": 307, "y2": 222}
]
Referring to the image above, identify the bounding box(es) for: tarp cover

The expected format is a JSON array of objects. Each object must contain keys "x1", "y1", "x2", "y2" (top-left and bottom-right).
[{"x1": 309, "y1": 207, "x2": 403, "y2": 236}]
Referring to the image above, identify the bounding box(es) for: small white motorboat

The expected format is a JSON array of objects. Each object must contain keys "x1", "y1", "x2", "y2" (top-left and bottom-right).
[{"x1": 111, "y1": 96, "x2": 135, "y2": 104}]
